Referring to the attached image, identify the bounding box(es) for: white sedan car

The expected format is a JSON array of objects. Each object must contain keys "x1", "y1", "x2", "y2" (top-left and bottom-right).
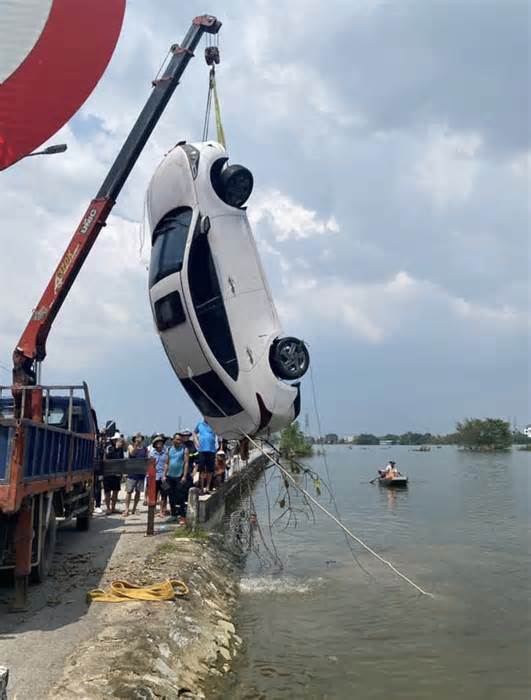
[{"x1": 146, "y1": 141, "x2": 309, "y2": 439}]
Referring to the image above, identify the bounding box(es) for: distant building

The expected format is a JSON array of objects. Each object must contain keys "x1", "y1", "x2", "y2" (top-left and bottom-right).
[
  {"x1": 379, "y1": 439, "x2": 394, "y2": 446},
  {"x1": 325, "y1": 433, "x2": 339, "y2": 444},
  {"x1": 524, "y1": 425, "x2": 531, "y2": 438}
]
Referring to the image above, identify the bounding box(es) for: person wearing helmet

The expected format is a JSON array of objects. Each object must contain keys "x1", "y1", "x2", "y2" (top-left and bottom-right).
[{"x1": 214, "y1": 450, "x2": 228, "y2": 487}]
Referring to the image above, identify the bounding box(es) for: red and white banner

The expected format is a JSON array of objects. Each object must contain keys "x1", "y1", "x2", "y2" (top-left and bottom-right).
[{"x1": 0, "y1": 0, "x2": 126, "y2": 170}]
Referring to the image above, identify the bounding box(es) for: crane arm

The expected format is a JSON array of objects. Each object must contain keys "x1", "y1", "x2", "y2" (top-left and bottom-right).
[{"x1": 15, "y1": 14, "x2": 221, "y2": 370}]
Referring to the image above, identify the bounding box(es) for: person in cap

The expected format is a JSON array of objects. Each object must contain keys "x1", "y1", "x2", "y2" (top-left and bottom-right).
[
  {"x1": 124, "y1": 433, "x2": 147, "y2": 517},
  {"x1": 104, "y1": 432, "x2": 124, "y2": 514},
  {"x1": 151, "y1": 435, "x2": 169, "y2": 517}
]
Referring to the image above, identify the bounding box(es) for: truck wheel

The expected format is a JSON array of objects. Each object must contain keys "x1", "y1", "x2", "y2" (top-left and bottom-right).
[
  {"x1": 30, "y1": 510, "x2": 57, "y2": 584},
  {"x1": 76, "y1": 512, "x2": 90, "y2": 531}
]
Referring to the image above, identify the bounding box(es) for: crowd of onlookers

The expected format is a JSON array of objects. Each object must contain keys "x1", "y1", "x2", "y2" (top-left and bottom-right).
[{"x1": 94, "y1": 418, "x2": 243, "y2": 523}]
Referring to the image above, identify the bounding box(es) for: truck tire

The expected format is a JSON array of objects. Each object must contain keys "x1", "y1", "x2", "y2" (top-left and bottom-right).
[
  {"x1": 76, "y1": 512, "x2": 90, "y2": 531},
  {"x1": 30, "y1": 510, "x2": 57, "y2": 584}
]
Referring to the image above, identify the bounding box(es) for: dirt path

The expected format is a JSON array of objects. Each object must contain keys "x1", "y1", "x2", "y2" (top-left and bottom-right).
[{"x1": 0, "y1": 508, "x2": 184, "y2": 699}]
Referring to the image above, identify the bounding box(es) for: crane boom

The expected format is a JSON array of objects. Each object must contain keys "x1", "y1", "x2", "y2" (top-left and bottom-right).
[{"x1": 15, "y1": 14, "x2": 221, "y2": 373}]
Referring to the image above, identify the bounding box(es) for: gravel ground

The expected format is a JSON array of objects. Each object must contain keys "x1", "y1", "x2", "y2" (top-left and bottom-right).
[{"x1": 0, "y1": 505, "x2": 240, "y2": 699}]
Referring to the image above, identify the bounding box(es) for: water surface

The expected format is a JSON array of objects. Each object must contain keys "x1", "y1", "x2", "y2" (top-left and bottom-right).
[{"x1": 221, "y1": 445, "x2": 530, "y2": 699}]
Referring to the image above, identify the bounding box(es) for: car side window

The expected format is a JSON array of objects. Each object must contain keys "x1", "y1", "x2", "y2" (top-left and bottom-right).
[
  {"x1": 149, "y1": 207, "x2": 193, "y2": 288},
  {"x1": 188, "y1": 230, "x2": 239, "y2": 380}
]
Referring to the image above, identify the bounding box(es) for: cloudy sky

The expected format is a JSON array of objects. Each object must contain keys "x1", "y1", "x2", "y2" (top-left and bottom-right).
[{"x1": 0, "y1": 0, "x2": 528, "y2": 436}]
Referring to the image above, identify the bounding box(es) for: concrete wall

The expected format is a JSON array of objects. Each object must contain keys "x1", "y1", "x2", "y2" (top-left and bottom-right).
[{"x1": 187, "y1": 451, "x2": 270, "y2": 528}]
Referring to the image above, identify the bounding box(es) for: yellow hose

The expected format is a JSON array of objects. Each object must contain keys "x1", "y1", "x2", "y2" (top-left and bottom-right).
[{"x1": 88, "y1": 579, "x2": 189, "y2": 603}]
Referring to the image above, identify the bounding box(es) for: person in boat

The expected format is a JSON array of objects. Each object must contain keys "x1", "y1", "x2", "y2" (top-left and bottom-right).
[{"x1": 384, "y1": 461, "x2": 398, "y2": 478}]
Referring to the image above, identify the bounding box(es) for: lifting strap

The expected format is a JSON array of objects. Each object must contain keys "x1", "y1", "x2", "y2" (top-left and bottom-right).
[{"x1": 202, "y1": 44, "x2": 226, "y2": 147}]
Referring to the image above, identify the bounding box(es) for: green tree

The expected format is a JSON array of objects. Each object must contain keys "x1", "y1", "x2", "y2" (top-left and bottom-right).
[
  {"x1": 456, "y1": 418, "x2": 512, "y2": 451},
  {"x1": 380, "y1": 434, "x2": 400, "y2": 444},
  {"x1": 512, "y1": 431, "x2": 531, "y2": 445},
  {"x1": 356, "y1": 433, "x2": 380, "y2": 445},
  {"x1": 279, "y1": 421, "x2": 313, "y2": 457}
]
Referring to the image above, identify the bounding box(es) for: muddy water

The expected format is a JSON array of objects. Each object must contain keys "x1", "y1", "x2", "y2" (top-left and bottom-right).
[{"x1": 221, "y1": 445, "x2": 530, "y2": 699}]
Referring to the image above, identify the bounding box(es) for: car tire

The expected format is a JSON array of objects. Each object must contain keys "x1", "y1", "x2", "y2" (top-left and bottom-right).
[
  {"x1": 270, "y1": 337, "x2": 310, "y2": 380},
  {"x1": 218, "y1": 164, "x2": 254, "y2": 208}
]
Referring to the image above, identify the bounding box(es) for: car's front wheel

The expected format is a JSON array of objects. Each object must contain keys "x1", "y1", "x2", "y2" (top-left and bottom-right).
[{"x1": 270, "y1": 337, "x2": 310, "y2": 380}]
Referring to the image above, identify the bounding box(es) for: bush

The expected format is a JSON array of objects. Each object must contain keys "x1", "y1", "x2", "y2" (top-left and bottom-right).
[
  {"x1": 456, "y1": 418, "x2": 512, "y2": 451},
  {"x1": 279, "y1": 421, "x2": 313, "y2": 457}
]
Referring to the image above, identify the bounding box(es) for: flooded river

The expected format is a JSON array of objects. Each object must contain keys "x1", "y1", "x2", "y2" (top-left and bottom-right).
[{"x1": 221, "y1": 445, "x2": 530, "y2": 699}]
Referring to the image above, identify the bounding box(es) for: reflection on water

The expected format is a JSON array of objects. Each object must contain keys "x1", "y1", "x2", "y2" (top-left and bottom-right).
[{"x1": 219, "y1": 446, "x2": 531, "y2": 700}]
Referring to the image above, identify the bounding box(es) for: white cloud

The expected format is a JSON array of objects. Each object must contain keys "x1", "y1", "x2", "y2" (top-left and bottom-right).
[
  {"x1": 249, "y1": 188, "x2": 340, "y2": 241},
  {"x1": 410, "y1": 126, "x2": 482, "y2": 207},
  {"x1": 274, "y1": 270, "x2": 529, "y2": 344}
]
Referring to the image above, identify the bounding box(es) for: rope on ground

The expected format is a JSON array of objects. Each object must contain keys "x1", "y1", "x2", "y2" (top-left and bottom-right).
[
  {"x1": 88, "y1": 578, "x2": 189, "y2": 603},
  {"x1": 244, "y1": 433, "x2": 434, "y2": 598}
]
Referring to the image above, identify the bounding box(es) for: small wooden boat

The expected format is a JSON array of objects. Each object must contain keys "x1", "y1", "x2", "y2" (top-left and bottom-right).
[{"x1": 377, "y1": 470, "x2": 408, "y2": 488}]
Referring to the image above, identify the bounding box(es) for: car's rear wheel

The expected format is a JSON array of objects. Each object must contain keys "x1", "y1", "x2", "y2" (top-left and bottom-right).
[
  {"x1": 216, "y1": 164, "x2": 254, "y2": 208},
  {"x1": 270, "y1": 337, "x2": 309, "y2": 380}
]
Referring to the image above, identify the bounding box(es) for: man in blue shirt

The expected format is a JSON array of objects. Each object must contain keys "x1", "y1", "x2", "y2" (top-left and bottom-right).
[{"x1": 193, "y1": 418, "x2": 217, "y2": 493}]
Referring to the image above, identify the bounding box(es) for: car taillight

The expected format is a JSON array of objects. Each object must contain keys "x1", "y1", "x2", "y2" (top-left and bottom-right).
[{"x1": 180, "y1": 143, "x2": 200, "y2": 178}]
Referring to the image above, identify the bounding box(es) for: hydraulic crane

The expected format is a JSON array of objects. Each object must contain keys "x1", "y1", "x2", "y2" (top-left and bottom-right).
[{"x1": 13, "y1": 14, "x2": 221, "y2": 385}]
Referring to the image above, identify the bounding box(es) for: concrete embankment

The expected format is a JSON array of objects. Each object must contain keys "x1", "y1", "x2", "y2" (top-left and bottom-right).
[
  {"x1": 51, "y1": 453, "x2": 269, "y2": 699},
  {"x1": 50, "y1": 538, "x2": 241, "y2": 699},
  {"x1": 0, "y1": 451, "x2": 269, "y2": 699}
]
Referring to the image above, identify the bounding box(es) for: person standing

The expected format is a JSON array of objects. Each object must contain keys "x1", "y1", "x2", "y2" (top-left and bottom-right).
[
  {"x1": 151, "y1": 435, "x2": 169, "y2": 517},
  {"x1": 163, "y1": 433, "x2": 189, "y2": 522},
  {"x1": 104, "y1": 433, "x2": 124, "y2": 514},
  {"x1": 180, "y1": 429, "x2": 197, "y2": 490},
  {"x1": 214, "y1": 450, "x2": 228, "y2": 487},
  {"x1": 124, "y1": 433, "x2": 147, "y2": 517},
  {"x1": 193, "y1": 418, "x2": 217, "y2": 493},
  {"x1": 93, "y1": 430, "x2": 105, "y2": 514}
]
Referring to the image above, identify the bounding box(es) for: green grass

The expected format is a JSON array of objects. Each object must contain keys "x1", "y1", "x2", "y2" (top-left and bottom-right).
[{"x1": 173, "y1": 525, "x2": 209, "y2": 541}]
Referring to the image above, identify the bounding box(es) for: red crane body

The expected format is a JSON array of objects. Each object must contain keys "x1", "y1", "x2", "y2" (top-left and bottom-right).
[{"x1": 15, "y1": 14, "x2": 222, "y2": 372}]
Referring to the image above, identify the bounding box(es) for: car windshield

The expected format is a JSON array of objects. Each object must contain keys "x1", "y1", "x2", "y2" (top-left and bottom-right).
[{"x1": 149, "y1": 207, "x2": 193, "y2": 288}]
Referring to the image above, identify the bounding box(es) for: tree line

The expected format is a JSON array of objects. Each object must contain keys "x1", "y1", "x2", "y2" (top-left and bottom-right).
[{"x1": 307, "y1": 419, "x2": 531, "y2": 451}]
